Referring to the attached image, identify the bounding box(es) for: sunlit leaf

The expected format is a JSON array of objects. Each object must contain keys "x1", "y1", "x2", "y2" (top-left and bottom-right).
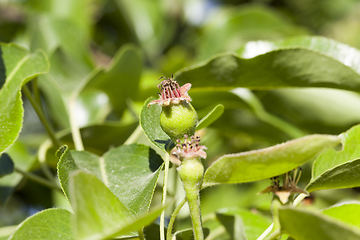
[
  {"x1": 279, "y1": 207, "x2": 360, "y2": 240},
  {"x1": 259, "y1": 88, "x2": 360, "y2": 134},
  {"x1": 196, "y1": 104, "x2": 224, "y2": 130},
  {"x1": 216, "y1": 207, "x2": 271, "y2": 240},
  {"x1": 323, "y1": 203, "x2": 360, "y2": 228},
  {"x1": 8, "y1": 208, "x2": 74, "y2": 240},
  {"x1": 0, "y1": 43, "x2": 49, "y2": 153},
  {"x1": 75, "y1": 89, "x2": 111, "y2": 127},
  {"x1": 176, "y1": 36, "x2": 360, "y2": 93},
  {"x1": 197, "y1": 5, "x2": 307, "y2": 61},
  {"x1": 116, "y1": 0, "x2": 176, "y2": 58},
  {"x1": 70, "y1": 170, "x2": 132, "y2": 240},
  {"x1": 307, "y1": 125, "x2": 360, "y2": 192},
  {"x1": 69, "y1": 170, "x2": 170, "y2": 240},
  {"x1": 57, "y1": 145, "x2": 79, "y2": 201},
  {"x1": 57, "y1": 144, "x2": 163, "y2": 215},
  {"x1": 202, "y1": 134, "x2": 340, "y2": 188},
  {"x1": 83, "y1": 44, "x2": 142, "y2": 117},
  {"x1": 0, "y1": 225, "x2": 17, "y2": 240}
]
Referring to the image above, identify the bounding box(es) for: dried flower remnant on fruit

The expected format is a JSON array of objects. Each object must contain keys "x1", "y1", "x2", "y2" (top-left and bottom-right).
[
  {"x1": 174, "y1": 134, "x2": 207, "y2": 160},
  {"x1": 147, "y1": 75, "x2": 192, "y2": 107},
  {"x1": 258, "y1": 168, "x2": 308, "y2": 204}
]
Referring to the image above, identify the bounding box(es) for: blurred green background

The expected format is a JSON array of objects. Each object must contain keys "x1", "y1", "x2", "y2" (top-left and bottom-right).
[{"x1": 2, "y1": 0, "x2": 360, "y2": 237}]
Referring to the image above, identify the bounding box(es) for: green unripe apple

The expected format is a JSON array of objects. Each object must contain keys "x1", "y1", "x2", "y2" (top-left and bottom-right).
[{"x1": 160, "y1": 102, "x2": 198, "y2": 143}]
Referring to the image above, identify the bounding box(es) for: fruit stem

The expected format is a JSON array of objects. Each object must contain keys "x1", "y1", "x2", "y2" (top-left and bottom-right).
[{"x1": 178, "y1": 157, "x2": 204, "y2": 240}]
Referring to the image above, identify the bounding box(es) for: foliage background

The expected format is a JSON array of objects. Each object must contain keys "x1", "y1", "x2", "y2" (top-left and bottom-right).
[{"x1": 2, "y1": 0, "x2": 360, "y2": 239}]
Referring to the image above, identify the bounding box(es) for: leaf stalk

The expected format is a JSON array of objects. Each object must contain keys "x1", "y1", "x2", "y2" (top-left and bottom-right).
[
  {"x1": 15, "y1": 167, "x2": 61, "y2": 191},
  {"x1": 22, "y1": 85, "x2": 62, "y2": 149}
]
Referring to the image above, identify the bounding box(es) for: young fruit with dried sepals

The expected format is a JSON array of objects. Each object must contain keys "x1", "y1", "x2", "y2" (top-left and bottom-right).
[{"x1": 148, "y1": 75, "x2": 198, "y2": 143}]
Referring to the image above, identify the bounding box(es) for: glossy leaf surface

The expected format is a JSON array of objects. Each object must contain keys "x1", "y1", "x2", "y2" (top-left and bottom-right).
[
  {"x1": 197, "y1": 5, "x2": 307, "y2": 61},
  {"x1": 176, "y1": 36, "x2": 360, "y2": 93},
  {"x1": 0, "y1": 43, "x2": 49, "y2": 153},
  {"x1": 203, "y1": 134, "x2": 340, "y2": 188}
]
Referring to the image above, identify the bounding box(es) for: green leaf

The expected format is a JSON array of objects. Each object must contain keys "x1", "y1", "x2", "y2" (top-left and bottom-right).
[
  {"x1": 75, "y1": 89, "x2": 111, "y2": 127},
  {"x1": 28, "y1": 14, "x2": 93, "y2": 70},
  {"x1": 83, "y1": 44, "x2": 142, "y2": 117},
  {"x1": 230, "y1": 88, "x2": 304, "y2": 138},
  {"x1": 191, "y1": 89, "x2": 302, "y2": 142},
  {"x1": 60, "y1": 122, "x2": 138, "y2": 154},
  {"x1": 216, "y1": 213, "x2": 247, "y2": 240},
  {"x1": 0, "y1": 153, "x2": 14, "y2": 177},
  {"x1": 323, "y1": 203, "x2": 360, "y2": 228},
  {"x1": 113, "y1": 201, "x2": 174, "y2": 238},
  {"x1": 37, "y1": 75, "x2": 70, "y2": 128},
  {"x1": 57, "y1": 144, "x2": 163, "y2": 215},
  {"x1": 0, "y1": 225, "x2": 16, "y2": 240},
  {"x1": 8, "y1": 208, "x2": 74, "y2": 240},
  {"x1": 25, "y1": 0, "x2": 95, "y2": 39},
  {"x1": 196, "y1": 104, "x2": 224, "y2": 130},
  {"x1": 175, "y1": 36, "x2": 360, "y2": 93},
  {"x1": 140, "y1": 97, "x2": 174, "y2": 153},
  {"x1": 39, "y1": 45, "x2": 141, "y2": 129},
  {"x1": 190, "y1": 90, "x2": 251, "y2": 113},
  {"x1": 238, "y1": 36, "x2": 360, "y2": 72},
  {"x1": 278, "y1": 207, "x2": 360, "y2": 240},
  {"x1": 0, "y1": 43, "x2": 49, "y2": 153},
  {"x1": 307, "y1": 125, "x2": 360, "y2": 192},
  {"x1": 202, "y1": 134, "x2": 340, "y2": 188},
  {"x1": 57, "y1": 145, "x2": 79, "y2": 201},
  {"x1": 197, "y1": 5, "x2": 307, "y2": 61},
  {"x1": 260, "y1": 88, "x2": 360, "y2": 133},
  {"x1": 69, "y1": 170, "x2": 132, "y2": 240},
  {"x1": 116, "y1": 0, "x2": 176, "y2": 58},
  {"x1": 142, "y1": 223, "x2": 162, "y2": 240},
  {"x1": 216, "y1": 208, "x2": 272, "y2": 240},
  {"x1": 0, "y1": 141, "x2": 37, "y2": 205},
  {"x1": 69, "y1": 170, "x2": 170, "y2": 240}
]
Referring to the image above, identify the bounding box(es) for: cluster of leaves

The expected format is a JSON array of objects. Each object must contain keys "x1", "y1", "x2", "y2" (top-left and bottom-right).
[{"x1": 2, "y1": 0, "x2": 360, "y2": 240}]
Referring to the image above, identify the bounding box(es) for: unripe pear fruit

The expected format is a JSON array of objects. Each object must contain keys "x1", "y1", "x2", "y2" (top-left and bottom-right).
[{"x1": 160, "y1": 102, "x2": 198, "y2": 143}]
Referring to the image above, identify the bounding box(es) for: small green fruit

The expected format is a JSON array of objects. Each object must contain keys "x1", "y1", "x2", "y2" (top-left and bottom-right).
[
  {"x1": 160, "y1": 102, "x2": 198, "y2": 143},
  {"x1": 178, "y1": 157, "x2": 204, "y2": 187}
]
